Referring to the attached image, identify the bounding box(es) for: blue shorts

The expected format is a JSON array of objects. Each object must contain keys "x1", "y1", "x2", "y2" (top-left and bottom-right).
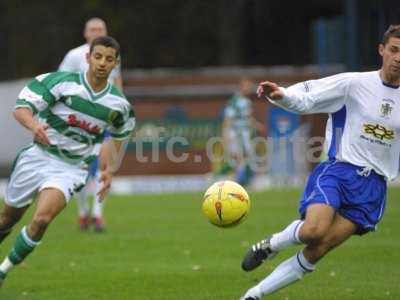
[{"x1": 299, "y1": 160, "x2": 387, "y2": 235}]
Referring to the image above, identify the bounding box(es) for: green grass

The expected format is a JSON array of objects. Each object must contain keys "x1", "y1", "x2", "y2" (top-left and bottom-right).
[{"x1": 0, "y1": 187, "x2": 400, "y2": 300}]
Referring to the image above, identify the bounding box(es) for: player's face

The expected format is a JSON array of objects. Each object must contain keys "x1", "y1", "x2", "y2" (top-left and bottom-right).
[
  {"x1": 87, "y1": 45, "x2": 119, "y2": 79},
  {"x1": 84, "y1": 21, "x2": 107, "y2": 44},
  {"x1": 379, "y1": 37, "x2": 400, "y2": 81},
  {"x1": 240, "y1": 80, "x2": 253, "y2": 97}
]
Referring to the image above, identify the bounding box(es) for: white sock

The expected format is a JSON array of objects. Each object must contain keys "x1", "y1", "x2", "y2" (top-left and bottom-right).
[
  {"x1": 92, "y1": 178, "x2": 104, "y2": 218},
  {"x1": 257, "y1": 251, "x2": 315, "y2": 297},
  {"x1": 76, "y1": 185, "x2": 90, "y2": 217},
  {"x1": 92, "y1": 198, "x2": 104, "y2": 218},
  {"x1": 0, "y1": 257, "x2": 14, "y2": 274},
  {"x1": 241, "y1": 285, "x2": 262, "y2": 299},
  {"x1": 270, "y1": 220, "x2": 303, "y2": 252}
]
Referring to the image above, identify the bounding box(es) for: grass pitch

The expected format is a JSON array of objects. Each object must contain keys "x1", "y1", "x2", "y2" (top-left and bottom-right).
[{"x1": 1, "y1": 187, "x2": 399, "y2": 300}]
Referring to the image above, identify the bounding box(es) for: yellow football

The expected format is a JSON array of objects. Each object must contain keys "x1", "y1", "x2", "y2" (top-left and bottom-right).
[{"x1": 202, "y1": 180, "x2": 250, "y2": 227}]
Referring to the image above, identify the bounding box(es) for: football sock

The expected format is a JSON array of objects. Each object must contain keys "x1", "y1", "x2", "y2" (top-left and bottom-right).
[
  {"x1": 92, "y1": 198, "x2": 104, "y2": 219},
  {"x1": 76, "y1": 187, "x2": 90, "y2": 217},
  {"x1": 92, "y1": 178, "x2": 104, "y2": 218},
  {"x1": 0, "y1": 257, "x2": 13, "y2": 274},
  {"x1": 270, "y1": 220, "x2": 303, "y2": 252},
  {"x1": 215, "y1": 162, "x2": 234, "y2": 175},
  {"x1": 0, "y1": 226, "x2": 41, "y2": 274},
  {"x1": 256, "y1": 251, "x2": 315, "y2": 297}
]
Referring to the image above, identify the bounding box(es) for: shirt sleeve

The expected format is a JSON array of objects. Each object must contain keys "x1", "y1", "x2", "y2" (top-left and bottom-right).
[
  {"x1": 15, "y1": 74, "x2": 58, "y2": 115},
  {"x1": 15, "y1": 72, "x2": 73, "y2": 115},
  {"x1": 268, "y1": 72, "x2": 356, "y2": 114},
  {"x1": 108, "y1": 103, "x2": 136, "y2": 140}
]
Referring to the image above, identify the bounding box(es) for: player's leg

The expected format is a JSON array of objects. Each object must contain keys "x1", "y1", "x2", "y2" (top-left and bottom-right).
[
  {"x1": 91, "y1": 173, "x2": 105, "y2": 232},
  {"x1": 302, "y1": 212, "x2": 357, "y2": 263},
  {"x1": 0, "y1": 188, "x2": 66, "y2": 284},
  {"x1": 237, "y1": 130, "x2": 255, "y2": 186},
  {"x1": 75, "y1": 184, "x2": 90, "y2": 230},
  {"x1": 242, "y1": 203, "x2": 335, "y2": 271},
  {"x1": 28, "y1": 188, "x2": 66, "y2": 240},
  {"x1": 225, "y1": 129, "x2": 242, "y2": 173},
  {"x1": 0, "y1": 204, "x2": 30, "y2": 244},
  {"x1": 298, "y1": 203, "x2": 336, "y2": 244},
  {"x1": 240, "y1": 213, "x2": 357, "y2": 300},
  {"x1": 242, "y1": 160, "x2": 338, "y2": 271},
  {"x1": 1, "y1": 145, "x2": 39, "y2": 243}
]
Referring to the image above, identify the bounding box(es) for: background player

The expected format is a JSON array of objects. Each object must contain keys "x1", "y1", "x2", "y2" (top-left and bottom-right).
[
  {"x1": 59, "y1": 17, "x2": 123, "y2": 231},
  {"x1": 0, "y1": 36, "x2": 135, "y2": 285},
  {"x1": 240, "y1": 24, "x2": 400, "y2": 299},
  {"x1": 59, "y1": 17, "x2": 123, "y2": 89},
  {"x1": 220, "y1": 78, "x2": 264, "y2": 186}
]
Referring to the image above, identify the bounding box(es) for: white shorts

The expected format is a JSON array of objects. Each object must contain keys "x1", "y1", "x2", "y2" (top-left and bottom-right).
[
  {"x1": 5, "y1": 145, "x2": 89, "y2": 208},
  {"x1": 226, "y1": 129, "x2": 253, "y2": 158}
]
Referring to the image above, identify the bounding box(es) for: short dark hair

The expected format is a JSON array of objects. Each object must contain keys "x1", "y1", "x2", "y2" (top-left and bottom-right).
[
  {"x1": 382, "y1": 24, "x2": 400, "y2": 45},
  {"x1": 90, "y1": 36, "x2": 120, "y2": 58}
]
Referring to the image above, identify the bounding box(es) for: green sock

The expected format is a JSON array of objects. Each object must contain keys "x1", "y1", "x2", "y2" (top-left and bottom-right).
[
  {"x1": 8, "y1": 226, "x2": 41, "y2": 265},
  {"x1": 215, "y1": 162, "x2": 234, "y2": 175}
]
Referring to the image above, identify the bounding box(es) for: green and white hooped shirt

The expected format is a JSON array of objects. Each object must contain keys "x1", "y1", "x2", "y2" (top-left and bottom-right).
[
  {"x1": 16, "y1": 71, "x2": 135, "y2": 167},
  {"x1": 224, "y1": 94, "x2": 252, "y2": 131}
]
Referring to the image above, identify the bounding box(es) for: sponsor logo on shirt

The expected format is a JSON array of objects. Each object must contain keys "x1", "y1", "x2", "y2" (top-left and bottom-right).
[
  {"x1": 67, "y1": 114, "x2": 101, "y2": 135},
  {"x1": 363, "y1": 123, "x2": 394, "y2": 140}
]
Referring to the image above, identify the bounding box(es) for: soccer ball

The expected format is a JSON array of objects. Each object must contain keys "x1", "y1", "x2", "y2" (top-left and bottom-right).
[{"x1": 202, "y1": 180, "x2": 250, "y2": 227}]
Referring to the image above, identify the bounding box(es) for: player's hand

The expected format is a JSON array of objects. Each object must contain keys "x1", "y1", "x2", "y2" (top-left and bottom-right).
[
  {"x1": 257, "y1": 81, "x2": 284, "y2": 100},
  {"x1": 97, "y1": 170, "x2": 113, "y2": 202},
  {"x1": 32, "y1": 123, "x2": 51, "y2": 145}
]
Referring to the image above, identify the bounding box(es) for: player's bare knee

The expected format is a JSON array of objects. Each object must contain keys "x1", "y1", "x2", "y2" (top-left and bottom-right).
[
  {"x1": 0, "y1": 215, "x2": 14, "y2": 242},
  {"x1": 31, "y1": 214, "x2": 53, "y2": 232},
  {"x1": 300, "y1": 223, "x2": 327, "y2": 243}
]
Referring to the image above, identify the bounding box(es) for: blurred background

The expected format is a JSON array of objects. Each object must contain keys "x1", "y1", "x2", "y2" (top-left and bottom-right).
[{"x1": 1, "y1": 0, "x2": 400, "y2": 194}]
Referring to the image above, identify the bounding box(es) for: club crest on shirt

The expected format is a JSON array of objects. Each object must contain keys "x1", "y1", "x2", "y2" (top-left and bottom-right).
[
  {"x1": 380, "y1": 102, "x2": 393, "y2": 118},
  {"x1": 108, "y1": 110, "x2": 119, "y2": 124}
]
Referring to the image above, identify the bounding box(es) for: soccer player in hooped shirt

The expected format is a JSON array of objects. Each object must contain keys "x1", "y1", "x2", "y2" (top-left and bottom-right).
[
  {"x1": 59, "y1": 17, "x2": 123, "y2": 232},
  {"x1": 221, "y1": 79, "x2": 264, "y2": 186},
  {"x1": 240, "y1": 25, "x2": 400, "y2": 300},
  {"x1": 0, "y1": 36, "x2": 135, "y2": 285}
]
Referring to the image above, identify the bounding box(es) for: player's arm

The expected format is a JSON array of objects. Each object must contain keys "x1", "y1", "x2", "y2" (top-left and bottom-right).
[
  {"x1": 251, "y1": 117, "x2": 265, "y2": 135},
  {"x1": 97, "y1": 103, "x2": 136, "y2": 200},
  {"x1": 97, "y1": 138, "x2": 128, "y2": 201},
  {"x1": 13, "y1": 73, "x2": 65, "y2": 145},
  {"x1": 13, "y1": 108, "x2": 50, "y2": 145},
  {"x1": 257, "y1": 73, "x2": 356, "y2": 114}
]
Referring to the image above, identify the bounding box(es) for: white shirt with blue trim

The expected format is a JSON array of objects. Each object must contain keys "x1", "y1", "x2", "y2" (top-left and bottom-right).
[{"x1": 268, "y1": 71, "x2": 400, "y2": 180}]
